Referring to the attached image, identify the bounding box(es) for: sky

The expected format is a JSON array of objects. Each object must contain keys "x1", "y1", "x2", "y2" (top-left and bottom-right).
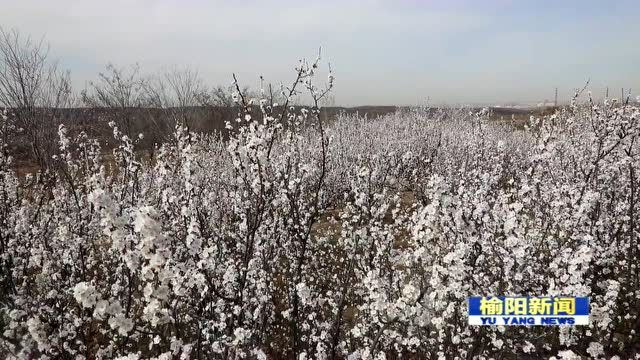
[{"x1": 0, "y1": 0, "x2": 638, "y2": 106}]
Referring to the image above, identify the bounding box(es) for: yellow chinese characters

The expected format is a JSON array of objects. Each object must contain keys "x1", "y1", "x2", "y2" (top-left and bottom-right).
[
  {"x1": 479, "y1": 297, "x2": 503, "y2": 315},
  {"x1": 479, "y1": 297, "x2": 577, "y2": 316},
  {"x1": 504, "y1": 297, "x2": 527, "y2": 315},
  {"x1": 528, "y1": 297, "x2": 552, "y2": 315},
  {"x1": 553, "y1": 297, "x2": 576, "y2": 315}
]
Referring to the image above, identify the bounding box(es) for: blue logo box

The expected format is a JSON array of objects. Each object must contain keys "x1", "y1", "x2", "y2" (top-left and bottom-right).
[{"x1": 468, "y1": 296, "x2": 589, "y2": 326}]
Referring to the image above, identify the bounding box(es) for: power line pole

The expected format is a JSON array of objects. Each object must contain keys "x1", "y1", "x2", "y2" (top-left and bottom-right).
[{"x1": 554, "y1": 87, "x2": 558, "y2": 107}]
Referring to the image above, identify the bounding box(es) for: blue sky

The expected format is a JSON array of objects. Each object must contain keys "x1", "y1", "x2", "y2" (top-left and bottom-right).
[{"x1": 1, "y1": 0, "x2": 638, "y2": 105}]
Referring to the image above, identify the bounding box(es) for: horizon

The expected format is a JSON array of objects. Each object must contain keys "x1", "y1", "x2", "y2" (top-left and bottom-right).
[{"x1": 1, "y1": 0, "x2": 639, "y2": 106}]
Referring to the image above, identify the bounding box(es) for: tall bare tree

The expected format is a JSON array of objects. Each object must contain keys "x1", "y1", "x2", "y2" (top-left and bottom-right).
[
  {"x1": 143, "y1": 66, "x2": 206, "y2": 132},
  {"x1": 0, "y1": 27, "x2": 73, "y2": 168},
  {"x1": 81, "y1": 63, "x2": 146, "y2": 138}
]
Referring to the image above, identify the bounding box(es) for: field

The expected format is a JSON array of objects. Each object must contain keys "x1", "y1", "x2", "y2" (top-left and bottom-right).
[
  {"x1": 0, "y1": 28, "x2": 639, "y2": 359},
  {"x1": 2, "y1": 68, "x2": 640, "y2": 359}
]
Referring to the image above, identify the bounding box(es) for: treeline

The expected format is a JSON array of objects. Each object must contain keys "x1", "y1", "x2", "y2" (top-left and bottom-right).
[{"x1": 0, "y1": 28, "x2": 370, "y2": 169}]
